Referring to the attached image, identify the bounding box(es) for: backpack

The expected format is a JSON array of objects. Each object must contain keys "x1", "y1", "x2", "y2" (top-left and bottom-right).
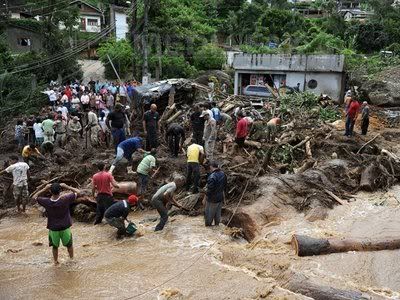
[{"x1": 211, "y1": 107, "x2": 221, "y2": 121}]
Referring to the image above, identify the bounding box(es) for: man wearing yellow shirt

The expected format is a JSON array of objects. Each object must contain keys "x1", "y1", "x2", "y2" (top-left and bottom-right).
[
  {"x1": 186, "y1": 139, "x2": 204, "y2": 194},
  {"x1": 22, "y1": 144, "x2": 45, "y2": 164}
]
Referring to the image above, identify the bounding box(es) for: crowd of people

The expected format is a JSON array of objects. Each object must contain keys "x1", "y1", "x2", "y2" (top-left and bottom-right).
[{"x1": 3, "y1": 79, "x2": 371, "y2": 265}]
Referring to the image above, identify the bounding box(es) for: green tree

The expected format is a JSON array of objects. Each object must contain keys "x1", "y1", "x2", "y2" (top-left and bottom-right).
[
  {"x1": 193, "y1": 44, "x2": 225, "y2": 70},
  {"x1": 98, "y1": 39, "x2": 134, "y2": 79}
]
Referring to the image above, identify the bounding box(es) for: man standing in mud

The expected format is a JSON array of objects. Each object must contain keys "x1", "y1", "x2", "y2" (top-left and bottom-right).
[
  {"x1": 0, "y1": 155, "x2": 29, "y2": 212},
  {"x1": 143, "y1": 104, "x2": 160, "y2": 151},
  {"x1": 151, "y1": 176, "x2": 185, "y2": 231},
  {"x1": 204, "y1": 161, "x2": 227, "y2": 227},
  {"x1": 92, "y1": 162, "x2": 120, "y2": 225},
  {"x1": 345, "y1": 98, "x2": 360, "y2": 137},
  {"x1": 32, "y1": 183, "x2": 81, "y2": 265}
]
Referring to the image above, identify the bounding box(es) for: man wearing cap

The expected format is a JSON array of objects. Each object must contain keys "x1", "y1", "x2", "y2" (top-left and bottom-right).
[
  {"x1": 202, "y1": 111, "x2": 217, "y2": 162},
  {"x1": 110, "y1": 136, "x2": 144, "y2": 174},
  {"x1": 104, "y1": 195, "x2": 138, "y2": 238},
  {"x1": 32, "y1": 182, "x2": 82, "y2": 265},
  {"x1": 86, "y1": 107, "x2": 101, "y2": 147},
  {"x1": 204, "y1": 162, "x2": 227, "y2": 227},
  {"x1": 68, "y1": 116, "x2": 82, "y2": 140},
  {"x1": 361, "y1": 101, "x2": 370, "y2": 135},
  {"x1": 143, "y1": 104, "x2": 161, "y2": 151},
  {"x1": 106, "y1": 103, "x2": 127, "y2": 151},
  {"x1": 151, "y1": 176, "x2": 185, "y2": 231},
  {"x1": 92, "y1": 161, "x2": 120, "y2": 225},
  {"x1": 54, "y1": 112, "x2": 67, "y2": 148}
]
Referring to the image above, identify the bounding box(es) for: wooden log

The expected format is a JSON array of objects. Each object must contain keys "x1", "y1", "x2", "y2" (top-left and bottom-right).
[
  {"x1": 381, "y1": 149, "x2": 400, "y2": 163},
  {"x1": 244, "y1": 140, "x2": 262, "y2": 149},
  {"x1": 166, "y1": 110, "x2": 183, "y2": 124},
  {"x1": 285, "y1": 274, "x2": 371, "y2": 300},
  {"x1": 305, "y1": 140, "x2": 312, "y2": 158},
  {"x1": 356, "y1": 134, "x2": 379, "y2": 154},
  {"x1": 323, "y1": 189, "x2": 346, "y2": 205},
  {"x1": 292, "y1": 234, "x2": 400, "y2": 257},
  {"x1": 221, "y1": 103, "x2": 235, "y2": 113}
]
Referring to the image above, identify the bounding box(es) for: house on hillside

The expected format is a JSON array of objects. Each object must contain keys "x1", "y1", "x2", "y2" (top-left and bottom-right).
[
  {"x1": 109, "y1": 5, "x2": 130, "y2": 40},
  {"x1": 232, "y1": 54, "x2": 346, "y2": 102},
  {"x1": 5, "y1": 23, "x2": 44, "y2": 53},
  {"x1": 338, "y1": 0, "x2": 373, "y2": 21},
  {"x1": 70, "y1": 0, "x2": 104, "y2": 33}
]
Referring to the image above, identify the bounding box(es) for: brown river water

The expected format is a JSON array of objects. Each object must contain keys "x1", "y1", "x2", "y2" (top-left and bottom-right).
[{"x1": 1, "y1": 188, "x2": 400, "y2": 299}]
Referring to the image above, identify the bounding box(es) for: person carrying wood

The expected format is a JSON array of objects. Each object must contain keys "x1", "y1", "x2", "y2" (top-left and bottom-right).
[
  {"x1": 266, "y1": 117, "x2": 281, "y2": 142},
  {"x1": 361, "y1": 101, "x2": 370, "y2": 136},
  {"x1": 166, "y1": 123, "x2": 185, "y2": 158},
  {"x1": 0, "y1": 155, "x2": 30, "y2": 212},
  {"x1": 92, "y1": 161, "x2": 120, "y2": 225},
  {"x1": 201, "y1": 111, "x2": 217, "y2": 162},
  {"x1": 204, "y1": 161, "x2": 227, "y2": 227},
  {"x1": 143, "y1": 104, "x2": 161, "y2": 151},
  {"x1": 104, "y1": 194, "x2": 139, "y2": 239},
  {"x1": 31, "y1": 183, "x2": 82, "y2": 265},
  {"x1": 186, "y1": 139, "x2": 205, "y2": 194},
  {"x1": 151, "y1": 176, "x2": 185, "y2": 231}
]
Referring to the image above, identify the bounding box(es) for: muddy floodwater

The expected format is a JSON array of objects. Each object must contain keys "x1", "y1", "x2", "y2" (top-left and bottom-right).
[{"x1": 1, "y1": 188, "x2": 400, "y2": 299}]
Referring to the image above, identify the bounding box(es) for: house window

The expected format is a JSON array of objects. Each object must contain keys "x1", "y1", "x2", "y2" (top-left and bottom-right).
[
  {"x1": 87, "y1": 18, "x2": 99, "y2": 26},
  {"x1": 17, "y1": 38, "x2": 31, "y2": 46},
  {"x1": 307, "y1": 79, "x2": 318, "y2": 89}
]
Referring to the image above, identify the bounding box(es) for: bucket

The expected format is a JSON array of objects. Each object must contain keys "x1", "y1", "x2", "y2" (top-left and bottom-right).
[{"x1": 126, "y1": 222, "x2": 137, "y2": 235}]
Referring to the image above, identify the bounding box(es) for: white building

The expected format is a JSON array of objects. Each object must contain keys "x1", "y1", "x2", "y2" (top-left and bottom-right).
[
  {"x1": 70, "y1": 0, "x2": 103, "y2": 33},
  {"x1": 110, "y1": 5, "x2": 130, "y2": 41},
  {"x1": 232, "y1": 54, "x2": 346, "y2": 102}
]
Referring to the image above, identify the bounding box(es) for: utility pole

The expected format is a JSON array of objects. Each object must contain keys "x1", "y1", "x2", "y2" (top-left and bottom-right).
[
  {"x1": 131, "y1": 0, "x2": 137, "y2": 79},
  {"x1": 142, "y1": 0, "x2": 149, "y2": 84}
]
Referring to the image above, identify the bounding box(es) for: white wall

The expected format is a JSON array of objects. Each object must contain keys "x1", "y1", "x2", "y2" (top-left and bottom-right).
[{"x1": 115, "y1": 11, "x2": 128, "y2": 40}]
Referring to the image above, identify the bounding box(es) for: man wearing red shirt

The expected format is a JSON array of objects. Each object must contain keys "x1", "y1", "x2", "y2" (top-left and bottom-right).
[
  {"x1": 345, "y1": 98, "x2": 360, "y2": 137},
  {"x1": 235, "y1": 112, "x2": 248, "y2": 151},
  {"x1": 92, "y1": 161, "x2": 120, "y2": 225}
]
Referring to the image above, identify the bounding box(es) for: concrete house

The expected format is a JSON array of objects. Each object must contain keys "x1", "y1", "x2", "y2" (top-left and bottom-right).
[
  {"x1": 232, "y1": 54, "x2": 346, "y2": 101},
  {"x1": 70, "y1": 0, "x2": 103, "y2": 33},
  {"x1": 109, "y1": 5, "x2": 129, "y2": 40},
  {"x1": 5, "y1": 24, "x2": 44, "y2": 53}
]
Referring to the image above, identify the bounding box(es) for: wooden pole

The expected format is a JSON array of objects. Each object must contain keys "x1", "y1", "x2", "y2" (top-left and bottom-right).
[{"x1": 107, "y1": 54, "x2": 132, "y2": 105}]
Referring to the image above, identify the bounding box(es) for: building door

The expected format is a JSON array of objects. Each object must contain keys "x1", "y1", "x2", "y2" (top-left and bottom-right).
[{"x1": 80, "y1": 18, "x2": 86, "y2": 31}]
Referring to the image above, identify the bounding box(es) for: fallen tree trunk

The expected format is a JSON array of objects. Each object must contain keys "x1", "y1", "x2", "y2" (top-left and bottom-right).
[
  {"x1": 359, "y1": 163, "x2": 380, "y2": 191},
  {"x1": 285, "y1": 274, "x2": 371, "y2": 300},
  {"x1": 292, "y1": 234, "x2": 400, "y2": 257}
]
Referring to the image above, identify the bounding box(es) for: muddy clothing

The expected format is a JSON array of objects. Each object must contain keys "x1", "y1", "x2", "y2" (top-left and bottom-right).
[
  {"x1": 203, "y1": 119, "x2": 217, "y2": 161},
  {"x1": 37, "y1": 193, "x2": 76, "y2": 231},
  {"x1": 205, "y1": 201, "x2": 222, "y2": 226},
  {"x1": 13, "y1": 184, "x2": 29, "y2": 207},
  {"x1": 190, "y1": 111, "x2": 205, "y2": 145},
  {"x1": 54, "y1": 120, "x2": 67, "y2": 147},
  {"x1": 87, "y1": 111, "x2": 100, "y2": 146},
  {"x1": 151, "y1": 182, "x2": 177, "y2": 231},
  {"x1": 68, "y1": 121, "x2": 82, "y2": 139},
  {"x1": 266, "y1": 123, "x2": 277, "y2": 142},
  {"x1": 186, "y1": 144, "x2": 203, "y2": 193},
  {"x1": 166, "y1": 123, "x2": 185, "y2": 157},
  {"x1": 144, "y1": 110, "x2": 160, "y2": 150}
]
